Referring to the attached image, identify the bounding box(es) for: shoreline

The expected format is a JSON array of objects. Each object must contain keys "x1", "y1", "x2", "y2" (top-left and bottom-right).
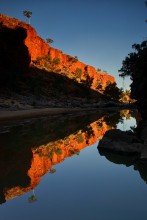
[
  {"x1": 0, "y1": 107, "x2": 98, "y2": 123},
  {"x1": 0, "y1": 105, "x2": 135, "y2": 124}
]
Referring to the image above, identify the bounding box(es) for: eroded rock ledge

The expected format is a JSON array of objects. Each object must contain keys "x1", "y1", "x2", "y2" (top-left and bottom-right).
[
  {"x1": 98, "y1": 120, "x2": 147, "y2": 160},
  {"x1": 97, "y1": 122, "x2": 147, "y2": 184}
]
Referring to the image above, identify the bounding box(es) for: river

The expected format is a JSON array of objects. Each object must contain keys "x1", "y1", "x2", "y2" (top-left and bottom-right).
[{"x1": 0, "y1": 109, "x2": 147, "y2": 220}]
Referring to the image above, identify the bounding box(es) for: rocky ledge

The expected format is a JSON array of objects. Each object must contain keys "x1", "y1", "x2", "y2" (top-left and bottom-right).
[{"x1": 98, "y1": 121, "x2": 147, "y2": 160}]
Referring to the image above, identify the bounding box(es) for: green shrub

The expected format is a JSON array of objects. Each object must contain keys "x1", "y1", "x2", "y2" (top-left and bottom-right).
[
  {"x1": 68, "y1": 56, "x2": 78, "y2": 63},
  {"x1": 76, "y1": 133, "x2": 84, "y2": 143},
  {"x1": 52, "y1": 58, "x2": 60, "y2": 65},
  {"x1": 48, "y1": 151, "x2": 54, "y2": 159},
  {"x1": 49, "y1": 169, "x2": 56, "y2": 174},
  {"x1": 75, "y1": 68, "x2": 82, "y2": 79},
  {"x1": 44, "y1": 61, "x2": 49, "y2": 68},
  {"x1": 69, "y1": 149, "x2": 80, "y2": 155},
  {"x1": 55, "y1": 148, "x2": 62, "y2": 155},
  {"x1": 43, "y1": 55, "x2": 51, "y2": 62},
  {"x1": 46, "y1": 38, "x2": 54, "y2": 44},
  {"x1": 35, "y1": 55, "x2": 51, "y2": 63}
]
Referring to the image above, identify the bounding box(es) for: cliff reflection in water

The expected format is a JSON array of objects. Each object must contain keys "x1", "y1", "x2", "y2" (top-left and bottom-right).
[
  {"x1": 98, "y1": 109, "x2": 147, "y2": 185},
  {"x1": 98, "y1": 149, "x2": 147, "y2": 184},
  {"x1": 0, "y1": 110, "x2": 132, "y2": 204}
]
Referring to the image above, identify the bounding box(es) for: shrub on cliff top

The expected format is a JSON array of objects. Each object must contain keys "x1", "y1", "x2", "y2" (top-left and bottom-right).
[
  {"x1": 68, "y1": 56, "x2": 78, "y2": 63},
  {"x1": 46, "y1": 38, "x2": 54, "y2": 44},
  {"x1": 23, "y1": 10, "x2": 32, "y2": 24}
]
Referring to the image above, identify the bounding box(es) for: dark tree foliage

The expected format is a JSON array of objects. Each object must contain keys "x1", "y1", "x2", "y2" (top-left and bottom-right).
[
  {"x1": 103, "y1": 82, "x2": 123, "y2": 101},
  {"x1": 46, "y1": 38, "x2": 54, "y2": 44},
  {"x1": 81, "y1": 74, "x2": 93, "y2": 88},
  {"x1": 23, "y1": 11, "x2": 32, "y2": 24},
  {"x1": 119, "y1": 40, "x2": 147, "y2": 101},
  {"x1": 103, "y1": 111, "x2": 123, "y2": 128},
  {"x1": 119, "y1": 41, "x2": 147, "y2": 79}
]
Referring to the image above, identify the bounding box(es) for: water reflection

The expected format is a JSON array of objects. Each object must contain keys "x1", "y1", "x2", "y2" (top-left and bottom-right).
[
  {"x1": 0, "y1": 110, "x2": 135, "y2": 204},
  {"x1": 98, "y1": 149, "x2": 147, "y2": 183},
  {"x1": 98, "y1": 109, "x2": 147, "y2": 185}
]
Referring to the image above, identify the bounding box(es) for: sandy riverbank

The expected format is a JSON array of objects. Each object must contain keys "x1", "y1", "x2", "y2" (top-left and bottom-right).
[
  {"x1": 0, "y1": 104, "x2": 135, "y2": 124},
  {"x1": 0, "y1": 107, "x2": 98, "y2": 122}
]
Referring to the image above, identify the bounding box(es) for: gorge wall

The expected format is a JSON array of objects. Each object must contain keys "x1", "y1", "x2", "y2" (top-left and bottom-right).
[
  {"x1": 0, "y1": 110, "x2": 130, "y2": 203},
  {"x1": 3, "y1": 117, "x2": 109, "y2": 202},
  {"x1": 0, "y1": 14, "x2": 115, "y2": 91}
]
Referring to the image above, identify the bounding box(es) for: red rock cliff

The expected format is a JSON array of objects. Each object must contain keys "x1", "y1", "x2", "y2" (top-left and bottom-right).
[
  {"x1": 0, "y1": 14, "x2": 115, "y2": 90},
  {"x1": 4, "y1": 117, "x2": 110, "y2": 201}
]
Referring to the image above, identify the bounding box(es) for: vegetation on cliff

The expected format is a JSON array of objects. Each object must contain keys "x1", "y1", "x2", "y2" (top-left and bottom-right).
[
  {"x1": 0, "y1": 109, "x2": 129, "y2": 203},
  {"x1": 0, "y1": 14, "x2": 124, "y2": 109},
  {"x1": 118, "y1": 2, "x2": 147, "y2": 117},
  {"x1": 23, "y1": 10, "x2": 32, "y2": 24},
  {"x1": 119, "y1": 40, "x2": 147, "y2": 117}
]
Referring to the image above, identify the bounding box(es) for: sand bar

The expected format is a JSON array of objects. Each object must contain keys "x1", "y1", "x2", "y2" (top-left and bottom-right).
[{"x1": 0, "y1": 107, "x2": 97, "y2": 122}]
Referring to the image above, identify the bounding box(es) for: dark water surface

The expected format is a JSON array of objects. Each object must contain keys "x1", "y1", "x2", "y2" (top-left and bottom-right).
[{"x1": 0, "y1": 109, "x2": 147, "y2": 220}]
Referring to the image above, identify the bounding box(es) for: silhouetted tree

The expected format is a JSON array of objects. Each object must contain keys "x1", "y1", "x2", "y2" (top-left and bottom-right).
[
  {"x1": 118, "y1": 2, "x2": 147, "y2": 118},
  {"x1": 119, "y1": 40, "x2": 147, "y2": 101},
  {"x1": 104, "y1": 111, "x2": 123, "y2": 128},
  {"x1": 81, "y1": 74, "x2": 93, "y2": 88},
  {"x1": 46, "y1": 38, "x2": 54, "y2": 44},
  {"x1": 49, "y1": 168, "x2": 56, "y2": 174},
  {"x1": 28, "y1": 189, "x2": 37, "y2": 203},
  {"x1": 23, "y1": 10, "x2": 32, "y2": 24},
  {"x1": 104, "y1": 82, "x2": 123, "y2": 101},
  {"x1": 96, "y1": 80, "x2": 103, "y2": 91},
  {"x1": 81, "y1": 125, "x2": 94, "y2": 145}
]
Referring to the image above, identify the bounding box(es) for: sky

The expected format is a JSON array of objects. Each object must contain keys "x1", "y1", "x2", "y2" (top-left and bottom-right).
[{"x1": 0, "y1": 0, "x2": 146, "y2": 89}]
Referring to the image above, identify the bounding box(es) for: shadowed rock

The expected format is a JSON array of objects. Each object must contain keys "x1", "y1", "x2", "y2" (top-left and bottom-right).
[
  {"x1": 98, "y1": 123, "x2": 147, "y2": 184},
  {"x1": 98, "y1": 129, "x2": 143, "y2": 154}
]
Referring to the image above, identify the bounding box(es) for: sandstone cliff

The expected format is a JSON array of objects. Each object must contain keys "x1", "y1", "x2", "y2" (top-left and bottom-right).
[
  {"x1": 0, "y1": 14, "x2": 114, "y2": 95},
  {"x1": 0, "y1": 110, "x2": 127, "y2": 203},
  {"x1": 3, "y1": 116, "x2": 110, "y2": 202}
]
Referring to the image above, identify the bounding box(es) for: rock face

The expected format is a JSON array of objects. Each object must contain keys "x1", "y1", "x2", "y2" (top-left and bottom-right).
[
  {"x1": 0, "y1": 113, "x2": 113, "y2": 203},
  {"x1": 0, "y1": 110, "x2": 132, "y2": 202},
  {"x1": 0, "y1": 14, "x2": 115, "y2": 91},
  {"x1": 98, "y1": 123, "x2": 147, "y2": 184},
  {"x1": 98, "y1": 115, "x2": 147, "y2": 159},
  {"x1": 0, "y1": 25, "x2": 30, "y2": 75},
  {"x1": 98, "y1": 129, "x2": 144, "y2": 154},
  {"x1": 27, "y1": 118, "x2": 108, "y2": 191}
]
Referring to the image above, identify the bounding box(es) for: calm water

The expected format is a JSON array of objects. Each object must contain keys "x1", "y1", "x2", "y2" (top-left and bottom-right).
[{"x1": 0, "y1": 109, "x2": 147, "y2": 220}]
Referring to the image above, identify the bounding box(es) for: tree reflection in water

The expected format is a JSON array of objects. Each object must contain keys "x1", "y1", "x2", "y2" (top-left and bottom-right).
[
  {"x1": 28, "y1": 189, "x2": 37, "y2": 203},
  {"x1": 98, "y1": 110, "x2": 147, "y2": 184},
  {"x1": 0, "y1": 109, "x2": 134, "y2": 204},
  {"x1": 98, "y1": 147, "x2": 147, "y2": 184}
]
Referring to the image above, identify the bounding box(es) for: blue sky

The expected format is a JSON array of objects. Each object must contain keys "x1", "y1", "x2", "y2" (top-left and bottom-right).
[{"x1": 1, "y1": 0, "x2": 146, "y2": 89}]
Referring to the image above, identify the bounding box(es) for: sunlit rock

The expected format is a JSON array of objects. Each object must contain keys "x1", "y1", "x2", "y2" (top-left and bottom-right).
[{"x1": 0, "y1": 14, "x2": 115, "y2": 91}]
